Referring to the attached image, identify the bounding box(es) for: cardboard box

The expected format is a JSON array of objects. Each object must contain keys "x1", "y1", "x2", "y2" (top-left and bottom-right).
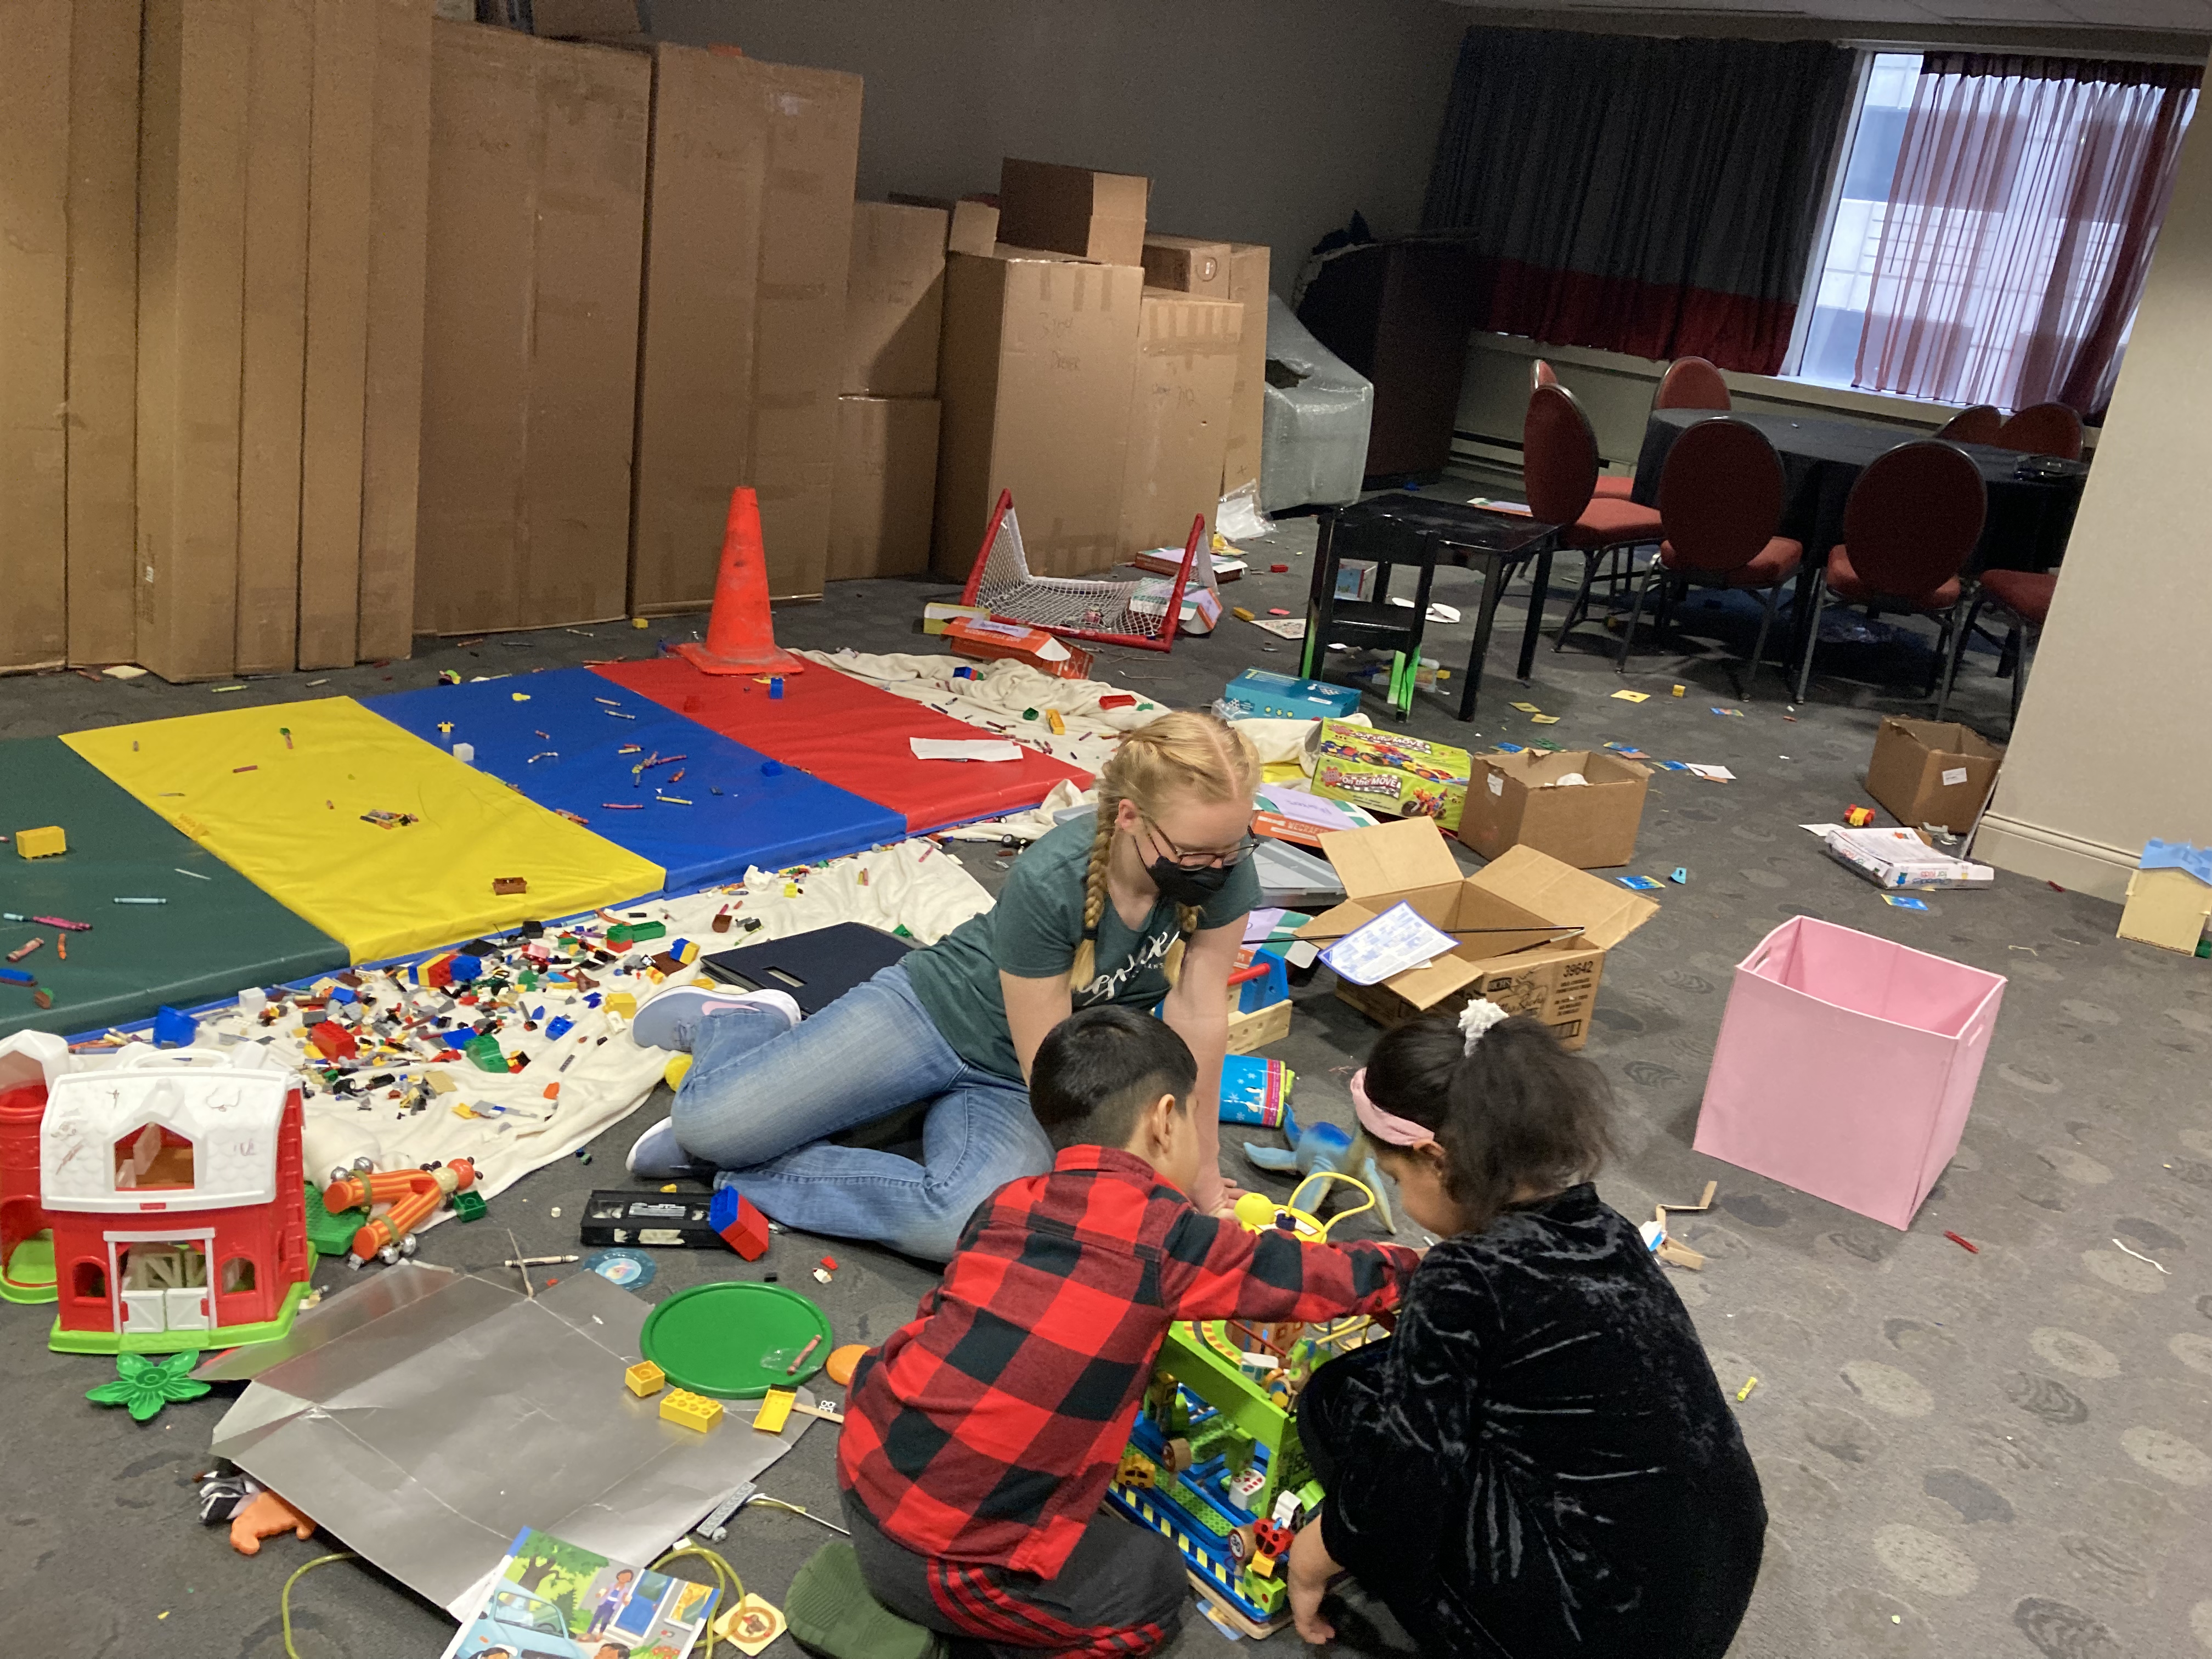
[
  {"x1": 530, "y1": 0, "x2": 641, "y2": 36},
  {"x1": 1141, "y1": 235, "x2": 1232, "y2": 300},
  {"x1": 1296, "y1": 821, "x2": 1657, "y2": 1048},
  {"x1": 844, "y1": 201, "x2": 946, "y2": 398},
  {"x1": 417, "y1": 22, "x2": 648, "y2": 635},
  {"x1": 1120, "y1": 292, "x2": 1242, "y2": 556},
  {"x1": 944, "y1": 616, "x2": 1094, "y2": 680},
  {"x1": 1221, "y1": 669, "x2": 1362, "y2": 723},
  {"x1": 828, "y1": 396, "x2": 940, "y2": 580},
  {"x1": 1459, "y1": 750, "x2": 1652, "y2": 869},
  {"x1": 1305, "y1": 719, "x2": 1471, "y2": 831},
  {"x1": 2, "y1": 1, "x2": 72, "y2": 673},
  {"x1": 63, "y1": 0, "x2": 143, "y2": 668},
  {"x1": 997, "y1": 159, "x2": 1148, "y2": 268},
  {"x1": 895, "y1": 193, "x2": 1002, "y2": 258},
  {"x1": 629, "y1": 47, "x2": 860, "y2": 610},
  {"x1": 933, "y1": 250, "x2": 1141, "y2": 580},
  {"x1": 136, "y1": 0, "x2": 251, "y2": 682},
  {"x1": 356, "y1": 0, "x2": 435, "y2": 663},
  {"x1": 1864, "y1": 717, "x2": 2005, "y2": 834}
]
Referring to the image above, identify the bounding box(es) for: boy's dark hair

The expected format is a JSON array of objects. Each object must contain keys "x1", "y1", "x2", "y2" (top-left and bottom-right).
[
  {"x1": 1363, "y1": 1011, "x2": 1613, "y2": 1232},
  {"x1": 1030, "y1": 1006, "x2": 1197, "y2": 1152}
]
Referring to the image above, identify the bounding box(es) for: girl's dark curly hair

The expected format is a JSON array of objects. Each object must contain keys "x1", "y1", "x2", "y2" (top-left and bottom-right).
[{"x1": 1362, "y1": 1009, "x2": 1614, "y2": 1232}]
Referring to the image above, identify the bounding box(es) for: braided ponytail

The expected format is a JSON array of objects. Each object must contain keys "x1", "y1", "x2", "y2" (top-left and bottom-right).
[{"x1": 1064, "y1": 710, "x2": 1261, "y2": 994}]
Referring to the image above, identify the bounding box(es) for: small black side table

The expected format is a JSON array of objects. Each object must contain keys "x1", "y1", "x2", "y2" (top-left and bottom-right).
[{"x1": 1299, "y1": 496, "x2": 1560, "y2": 721}]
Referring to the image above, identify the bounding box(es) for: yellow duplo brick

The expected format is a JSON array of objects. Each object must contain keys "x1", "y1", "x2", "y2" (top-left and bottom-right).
[
  {"x1": 660, "y1": 1388, "x2": 723, "y2": 1431},
  {"x1": 625, "y1": 1361, "x2": 665, "y2": 1398},
  {"x1": 14, "y1": 827, "x2": 67, "y2": 860},
  {"x1": 753, "y1": 1387, "x2": 796, "y2": 1434}
]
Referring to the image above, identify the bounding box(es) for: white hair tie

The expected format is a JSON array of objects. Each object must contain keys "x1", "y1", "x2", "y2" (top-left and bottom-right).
[{"x1": 1458, "y1": 998, "x2": 1511, "y2": 1054}]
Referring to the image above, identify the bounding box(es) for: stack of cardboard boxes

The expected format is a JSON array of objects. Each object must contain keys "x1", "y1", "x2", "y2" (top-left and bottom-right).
[
  {"x1": 929, "y1": 160, "x2": 1271, "y2": 583},
  {"x1": 830, "y1": 202, "x2": 949, "y2": 580}
]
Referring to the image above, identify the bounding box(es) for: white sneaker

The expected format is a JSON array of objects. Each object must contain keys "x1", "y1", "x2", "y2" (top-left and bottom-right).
[{"x1": 630, "y1": 984, "x2": 800, "y2": 1054}]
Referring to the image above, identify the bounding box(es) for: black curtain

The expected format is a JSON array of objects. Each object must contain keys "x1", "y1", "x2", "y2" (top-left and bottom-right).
[{"x1": 1422, "y1": 27, "x2": 1854, "y2": 373}]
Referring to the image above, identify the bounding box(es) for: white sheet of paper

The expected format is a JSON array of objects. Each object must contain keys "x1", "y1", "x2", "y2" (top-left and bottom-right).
[
  {"x1": 1319, "y1": 900, "x2": 1460, "y2": 986},
  {"x1": 1685, "y1": 764, "x2": 1736, "y2": 781},
  {"x1": 910, "y1": 738, "x2": 1025, "y2": 762},
  {"x1": 1242, "y1": 907, "x2": 1287, "y2": 943}
]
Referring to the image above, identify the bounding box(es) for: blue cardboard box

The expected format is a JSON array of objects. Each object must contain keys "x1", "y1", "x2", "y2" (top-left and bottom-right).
[{"x1": 1221, "y1": 670, "x2": 1362, "y2": 722}]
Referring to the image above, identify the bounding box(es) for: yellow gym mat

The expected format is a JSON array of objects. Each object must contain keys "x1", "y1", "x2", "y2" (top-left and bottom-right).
[{"x1": 64, "y1": 698, "x2": 665, "y2": 963}]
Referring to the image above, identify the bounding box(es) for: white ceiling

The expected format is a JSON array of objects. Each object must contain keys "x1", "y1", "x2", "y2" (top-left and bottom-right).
[{"x1": 1445, "y1": 0, "x2": 2212, "y2": 33}]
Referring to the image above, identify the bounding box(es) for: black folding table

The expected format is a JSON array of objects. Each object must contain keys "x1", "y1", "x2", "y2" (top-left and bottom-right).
[{"x1": 1300, "y1": 495, "x2": 1560, "y2": 721}]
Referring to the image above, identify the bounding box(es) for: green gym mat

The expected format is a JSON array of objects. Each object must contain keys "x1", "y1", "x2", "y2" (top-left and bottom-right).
[{"x1": 0, "y1": 737, "x2": 347, "y2": 1040}]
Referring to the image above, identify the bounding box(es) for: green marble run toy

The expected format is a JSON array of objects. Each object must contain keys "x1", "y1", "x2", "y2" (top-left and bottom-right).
[{"x1": 1108, "y1": 1314, "x2": 1383, "y2": 1634}]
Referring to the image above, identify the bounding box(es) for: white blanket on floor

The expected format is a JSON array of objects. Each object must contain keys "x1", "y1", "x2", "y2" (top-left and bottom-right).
[{"x1": 25, "y1": 840, "x2": 991, "y2": 1234}]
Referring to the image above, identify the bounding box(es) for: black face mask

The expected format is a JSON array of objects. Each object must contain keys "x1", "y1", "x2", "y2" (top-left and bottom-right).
[{"x1": 1148, "y1": 854, "x2": 1232, "y2": 906}]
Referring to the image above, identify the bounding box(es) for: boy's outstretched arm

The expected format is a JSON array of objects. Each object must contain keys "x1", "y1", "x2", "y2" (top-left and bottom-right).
[{"x1": 1160, "y1": 1209, "x2": 1419, "y2": 1322}]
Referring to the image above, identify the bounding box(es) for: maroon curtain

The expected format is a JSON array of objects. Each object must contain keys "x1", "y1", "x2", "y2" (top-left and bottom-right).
[
  {"x1": 1420, "y1": 28, "x2": 1854, "y2": 374},
  {"x1": 1854, "y1": 54, "x2": 2199, "y2": 417}
]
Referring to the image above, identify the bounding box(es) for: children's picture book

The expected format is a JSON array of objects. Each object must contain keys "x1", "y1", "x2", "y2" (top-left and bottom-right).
[{"x1": 441, "y1": 1527, "x2": 720, "y2": 1659}]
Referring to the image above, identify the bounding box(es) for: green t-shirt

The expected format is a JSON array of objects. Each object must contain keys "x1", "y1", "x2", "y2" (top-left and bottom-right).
[{"x1": 905, "y1": 816, "x2": 1261, "y2": 1082}]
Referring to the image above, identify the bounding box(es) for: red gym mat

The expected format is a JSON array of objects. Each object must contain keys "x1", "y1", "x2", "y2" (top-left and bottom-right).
[{"x1": 592, "y1": 659, "x2": 1092, "y2": 833}]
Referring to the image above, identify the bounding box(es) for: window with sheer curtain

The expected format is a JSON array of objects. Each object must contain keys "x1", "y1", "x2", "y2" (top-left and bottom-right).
[{"x1": 1796, "y1": 52, "x2": 2199, "y2": 417}]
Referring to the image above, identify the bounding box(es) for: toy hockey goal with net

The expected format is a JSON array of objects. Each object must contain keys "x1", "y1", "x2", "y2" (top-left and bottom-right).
[{"x1": 957, "y1": 490, "x2": 1215, "y2": 653}]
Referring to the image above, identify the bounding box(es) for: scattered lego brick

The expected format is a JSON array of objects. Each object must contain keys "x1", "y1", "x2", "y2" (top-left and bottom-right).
[
  {"x1": 625, "y1": 1360, "x2": 666, "y2": 1398},
  {"x1": 661, "y1": 1388, "x2": 723, "y2": 1431}
]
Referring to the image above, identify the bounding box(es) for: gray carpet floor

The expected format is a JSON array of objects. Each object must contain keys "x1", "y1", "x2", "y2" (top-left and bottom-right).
[{"x1": 2, "y1": 504, "x2": 2207, "y2": 1659}]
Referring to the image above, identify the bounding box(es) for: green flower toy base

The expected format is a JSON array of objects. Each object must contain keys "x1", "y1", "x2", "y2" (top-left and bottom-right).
[{"x1": 87, "y1": 1350, "x2": 212, "y2": 1421}]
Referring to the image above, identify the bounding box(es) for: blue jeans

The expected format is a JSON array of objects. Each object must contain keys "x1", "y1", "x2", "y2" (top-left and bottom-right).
[{"x1": 669, "y1": 962, "x2": 1053, "y2": 1262}]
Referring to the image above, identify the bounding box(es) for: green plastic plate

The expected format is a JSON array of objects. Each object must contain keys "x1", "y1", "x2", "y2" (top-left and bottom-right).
[{"x1": 639, "y1": 1281, "x2": 833, "y2": 1400}]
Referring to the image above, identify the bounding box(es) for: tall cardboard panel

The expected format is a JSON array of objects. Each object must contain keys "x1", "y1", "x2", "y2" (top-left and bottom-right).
[
  {"x1": 233, "y1": 0, "x2": 313, "y2": 674},
  {"x1": 356, "y1": 0, "x2": 435, "y2": 662},
  {"x1": 1221, "y1": 244, "x2": 1271, "y2": 496},
  {"x1": 136, "y1": 0, "x2": 251, "y2": 682},
  {"x1": 416, "y1": 23, "x2": 647, "y2": 634},
  {"x1": 0, "y1": 2, "x2": 71, "y2": 672},
  {"x1": 1120, "y1": 294, "x2": 1242, "y2": 556},
  {"x1": 64, "y1": 0, "x2": 143, "y2": 668},
  {"x1": 296, "y1": 0, "x2": 376, "y2": 668}
]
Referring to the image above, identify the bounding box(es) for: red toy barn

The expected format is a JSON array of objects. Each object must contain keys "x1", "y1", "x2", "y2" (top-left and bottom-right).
[{"x1": 37, "y1": 1051, "x2": 311, "y2": 1354}]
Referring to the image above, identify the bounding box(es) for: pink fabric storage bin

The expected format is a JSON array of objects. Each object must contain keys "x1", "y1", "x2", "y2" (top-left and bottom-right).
[{"x1": 1692, "y1": 916, "x2": 2006, "y2": 1229}]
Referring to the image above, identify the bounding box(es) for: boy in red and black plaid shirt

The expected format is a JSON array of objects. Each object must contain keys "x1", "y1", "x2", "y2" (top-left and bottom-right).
[{"x1": 829, "y1": 1006, "x2": 1420, "y2": 1658}]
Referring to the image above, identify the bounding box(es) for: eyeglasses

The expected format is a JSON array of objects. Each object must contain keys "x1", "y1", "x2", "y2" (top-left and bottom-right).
[{"x1": 1142, "y1": 817, "x2": 1260, "y2": 870}]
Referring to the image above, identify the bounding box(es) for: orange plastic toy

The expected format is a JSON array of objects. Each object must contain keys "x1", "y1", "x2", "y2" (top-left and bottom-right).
[
  {"x1": 825, "y1": 1342, "x2": 870, "y2": 1387},
  {"x1": 321, "y1": 1159, "x2": 478, "y2": 1263},
  {"x1": 229, "y1": 1490, "x2": 314, "y2": 1555}
]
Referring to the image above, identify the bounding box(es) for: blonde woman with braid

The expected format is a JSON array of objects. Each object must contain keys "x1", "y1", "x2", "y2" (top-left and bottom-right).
[{"x1": 624, "y1": 710, "x2": 1263, "y2": 1260}]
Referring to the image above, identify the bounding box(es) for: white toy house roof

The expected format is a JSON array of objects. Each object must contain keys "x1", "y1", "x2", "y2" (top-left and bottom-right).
[{"x1": 41, "y1": 1059, "x2": 290, "y2": 1216}]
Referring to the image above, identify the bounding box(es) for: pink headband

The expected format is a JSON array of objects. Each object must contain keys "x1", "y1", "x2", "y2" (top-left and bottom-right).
[{"x1": 1350, "y1": 1068, "x2": 1437, "y2": 1149}]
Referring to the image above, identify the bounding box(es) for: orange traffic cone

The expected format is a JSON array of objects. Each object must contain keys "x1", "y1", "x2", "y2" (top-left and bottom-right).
[{"x1": 676, "y1": 487, "x2": 806, "y2": 677}]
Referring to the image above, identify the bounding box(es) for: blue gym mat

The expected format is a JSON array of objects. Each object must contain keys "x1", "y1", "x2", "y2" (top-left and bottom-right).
[{"x1": 365, "y1": 669, "x2": 909, "y2": 890}]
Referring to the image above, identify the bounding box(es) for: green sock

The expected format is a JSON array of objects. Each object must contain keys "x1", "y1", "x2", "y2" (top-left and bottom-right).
[{"x1": 785, "y1": 1542, "x2": 945, "y2": 1659}]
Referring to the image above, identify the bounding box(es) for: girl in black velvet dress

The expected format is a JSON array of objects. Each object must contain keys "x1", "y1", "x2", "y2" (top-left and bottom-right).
[{"x1": 1285, "y1": 1001, "x2": 1766, "y2": 1657}]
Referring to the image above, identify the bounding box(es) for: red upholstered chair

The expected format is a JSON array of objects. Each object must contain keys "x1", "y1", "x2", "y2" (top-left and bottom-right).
[
  {"x1": 1793, "y1": 441, "x2": 1988, "y2": 704},
  {"x1": 1530, "y1": 359, "x2": 1633, "y2": 496},
  {"x1": 1934, "y1": 404, "x2": 2002, "y2": 445},
  {"x1": 1528, "y1": 384, "x2": 1664, "y2": 651},
  {"x1": 1654, "y1": 356, "x2": 1730, "y2": 411},
  {"x1": 1993, "y1": 402, "x2": 2083, "y2": 461},
  {"x1": 1938, "y1": 568, "x2": 2057, "y2": 727},
  {"x1": 1615, "y1": 418, "x2": 1802, "y2": 696}
]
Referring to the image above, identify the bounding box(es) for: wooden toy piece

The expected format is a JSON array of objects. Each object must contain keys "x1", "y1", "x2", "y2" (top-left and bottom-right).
[
  {"x1": 14, "y1": 826, "x2": 66, "y2": 860},
  {"x1": 661, "y1": 1388, "x2": 723, "y2": 1431},
  {"x1": 229, "y1": 1490, "x2": 314, "y2": 1555},
  {"x1": 753, "y1": 1386, "x2": 796, "y2": 1433},
  {"x1": 825, "y1": 1342, "x2": 869, "y2": 1387},
  {"x1": 1115, "y1": 1449, "x2": 1157, "y2": 1489},
  {"x1": 492, "y1": 876, "x2": 528, "y2": 895},
  {"x1": 1160, "y1": 1436, "x2": 1194, "y2": 1474},
  {"x1": 625, "y1": 1360, "x2": 666, "y2": 1398}
]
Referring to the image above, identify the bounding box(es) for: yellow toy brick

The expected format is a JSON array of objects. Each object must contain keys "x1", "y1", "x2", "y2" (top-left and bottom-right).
[
  {"x1": 625, "y1": 1361, "x2": 665, "y2": 1398},
  {"x1": 14, "y1": 826, "x2": 66, "y2": 860},
  {"x1": 752, "y1": 1387, "x2": 796, "y2": 1434},
  {"x1": 605, "y1": 991, "x2": 638, "y2": 1019},
  {"x1": 660, "y1": 1388, "x2": 723, "y2": 1431}
]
